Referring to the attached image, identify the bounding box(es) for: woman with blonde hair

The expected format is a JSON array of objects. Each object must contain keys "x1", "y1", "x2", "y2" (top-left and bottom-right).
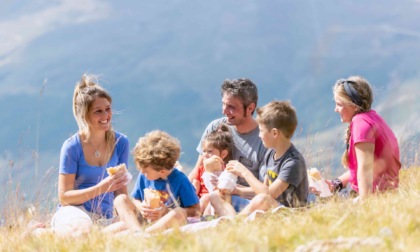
[
  {"x1": 330, "y1": 76, "x2": 401, "y2": 201},
  {"x1": 50, "y1": 74, "x2": 130, "y2": 232}
]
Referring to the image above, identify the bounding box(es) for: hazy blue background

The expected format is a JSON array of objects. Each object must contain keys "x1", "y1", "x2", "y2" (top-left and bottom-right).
[{"x1": 1, "y1": 0, "x2": 419, "y2": 206}]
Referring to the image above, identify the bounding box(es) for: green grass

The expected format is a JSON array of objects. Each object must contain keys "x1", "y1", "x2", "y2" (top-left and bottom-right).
[{"x1": 1, "y1": 167, "x2": 420, "y2": 252}]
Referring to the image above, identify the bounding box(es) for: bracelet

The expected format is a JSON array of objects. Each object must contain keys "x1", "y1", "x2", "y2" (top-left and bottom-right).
[{"x1": 331, "y1": 178, "x2": 343, "y2": 192}]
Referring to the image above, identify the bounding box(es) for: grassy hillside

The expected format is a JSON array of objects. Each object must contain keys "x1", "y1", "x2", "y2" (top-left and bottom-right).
[{"x1": 1, "y1": 167, "x2": 419, "y2": 251}]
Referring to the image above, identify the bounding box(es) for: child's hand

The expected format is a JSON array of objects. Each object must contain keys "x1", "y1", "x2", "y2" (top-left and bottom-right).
[
  {"x1": 203, "y1": 156, "x2": 224, "y2": 173},
  {"x1": 140, "y1": 202, "x2": 167, "y2": 222},
  {"x1": 225, "y1": 160, "x2": 248, "y2": 177},
  {"x1": 324, "y1": 179, "x2": 336, "y2": 192}
]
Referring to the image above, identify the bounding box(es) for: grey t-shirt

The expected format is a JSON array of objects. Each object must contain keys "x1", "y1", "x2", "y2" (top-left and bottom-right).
[
  {"x1": 262, "y1": 145, "x2": 308, "y2": 207},
  {"x1": 196, "y1": 118, "x2": 267, "y2": 186}
]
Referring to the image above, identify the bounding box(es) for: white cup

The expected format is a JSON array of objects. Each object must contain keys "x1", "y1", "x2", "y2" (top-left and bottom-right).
[{"x1": 217, "y1": 171, "x2": 237, "y2": 192}]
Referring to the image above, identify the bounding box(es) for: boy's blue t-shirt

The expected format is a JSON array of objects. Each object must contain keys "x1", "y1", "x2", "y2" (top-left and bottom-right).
[
  {"x1": 131, "y1": 168, "x2": 199, "y2": 209},
  {"x1": 59, "y1": 131, "x2": 129, "y2": 218}
]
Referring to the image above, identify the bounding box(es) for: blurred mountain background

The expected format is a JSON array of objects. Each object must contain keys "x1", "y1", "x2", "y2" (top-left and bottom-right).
[{"x1": 1, "y1": 0, "x2": 419, "y2": 206}]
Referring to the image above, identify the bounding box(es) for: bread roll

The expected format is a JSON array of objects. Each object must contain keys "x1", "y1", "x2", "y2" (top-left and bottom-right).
[
  {"x1": 106, "y1": 163, "x2": 128, "y2": 176},
  {"x1": 144, "y1": 188, "x2": 161, "y2": 209},
  {"x1": 203, "y1": 156, "x2": 223, "y2": 173},
  {"x1": 308, "y1": 167, "x2": 322, "y2": 181}
]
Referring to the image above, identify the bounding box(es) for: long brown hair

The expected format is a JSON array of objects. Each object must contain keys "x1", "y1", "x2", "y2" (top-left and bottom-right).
[
  {"x1": 202, "y1": 124, "x2": 234, "y2": 163},
  {"x1": 73, "y1": 74, "x2": 116, "y2": 161},
  {"x1": 333, "y1": 76, "x2": 373, "y2": 167}
]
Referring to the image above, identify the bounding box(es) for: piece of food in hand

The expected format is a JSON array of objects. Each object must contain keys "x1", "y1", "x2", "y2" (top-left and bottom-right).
[
  {"x1": 106, "y1": 163, "x2": 128, "y2": 176},
  {"x1": 308, "y1": 167, "x2": 322, "y2": 181},
  {"x1": 144, "y1": 188, "x2": 161, "y2": 209},
  {"x1": 203, "y1": 156, "x2": 223, "y2": 173}
]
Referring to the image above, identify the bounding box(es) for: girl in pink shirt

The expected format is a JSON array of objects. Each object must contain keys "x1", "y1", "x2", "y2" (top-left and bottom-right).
[{"x1": 331, "y1": 76, "x2": 401, "y2": 201}]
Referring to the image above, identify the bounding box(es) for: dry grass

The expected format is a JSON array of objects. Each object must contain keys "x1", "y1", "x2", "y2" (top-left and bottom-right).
[{"x1": 1, "y1": 167, "x2": 420, "y2": 252}]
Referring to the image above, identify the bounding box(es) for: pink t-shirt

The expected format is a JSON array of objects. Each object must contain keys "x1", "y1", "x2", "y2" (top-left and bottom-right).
[{"x1": 348, "y1": 110, "x2": 401, "y2": 193}]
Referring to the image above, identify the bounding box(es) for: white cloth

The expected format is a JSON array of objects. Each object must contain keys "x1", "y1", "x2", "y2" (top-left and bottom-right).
[
  {"x1": 201, "y1": 172, "x2": 218, "y2": 192},
  {"x1": 50, "y1": 205, "x2": 93, "y2": 228}
]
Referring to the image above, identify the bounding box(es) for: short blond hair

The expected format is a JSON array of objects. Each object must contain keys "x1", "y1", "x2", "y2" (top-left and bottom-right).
[
  {"x1": 133, "y1": 130, "x2": 181, "y2": 171},
  {"x1": 256, "y1": 100, "x2": 298, "y2": 139}
]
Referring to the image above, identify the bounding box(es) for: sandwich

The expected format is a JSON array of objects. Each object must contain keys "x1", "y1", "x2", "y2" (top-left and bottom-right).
[
  {"x1": 106, "y1": 163, "x2": 128, "y2": 176},
  {"x1": 203, "y1": 156, "x2": 223, "y2": 173},
  {"x1": 144, "y1": 188, "x2": 161, "y2": 209},
  {"x1": 308, "y1": 167, "x2": 322, "y2": 181}
]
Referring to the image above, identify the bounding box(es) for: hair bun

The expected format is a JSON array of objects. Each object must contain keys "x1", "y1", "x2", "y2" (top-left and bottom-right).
[{"x1": 78, "y1": 74, "x2": 98, "y2": 89}]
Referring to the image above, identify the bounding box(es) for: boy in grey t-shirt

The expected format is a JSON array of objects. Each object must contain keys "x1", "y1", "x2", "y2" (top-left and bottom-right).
[{"x1": 211, "y1": 101, "x2": 308, "y2": 217}]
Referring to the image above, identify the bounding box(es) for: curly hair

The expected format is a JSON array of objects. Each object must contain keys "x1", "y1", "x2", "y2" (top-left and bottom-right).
[{"x1": 133, "y1": 130, "x2": 181, "y2": 171}]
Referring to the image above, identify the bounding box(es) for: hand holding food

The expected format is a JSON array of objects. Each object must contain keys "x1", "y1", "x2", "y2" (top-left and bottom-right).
[
  {"x1": 217, "y1": 170, "x2": 237, "y2": 193},
  {"x1": 307, "y1": 167, "x2": 333, "y2": 198},
  {"x1": 203, "y1": 156, "x2": 223, "y2": 173},
  {"x1": 106, "y1": 163, "x2": 132, "y2": 186},
  {"x1": 308, "y1": 167, "x2": 322, "y2": 181},
  {"x1": 144, "y1": 188, "x2": 161, "y2": 209},
  {"x1": 106, "y1": 163, "x2": 128, "y2": 176},
  {"x1": 225, "y1": 160, "x2": 248, "y2": 177}
]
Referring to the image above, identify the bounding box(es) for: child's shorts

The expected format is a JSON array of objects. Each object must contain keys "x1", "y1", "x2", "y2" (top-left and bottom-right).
[
  {"x1": 231, "y1": 195, "x2": 251, "y2": 212},
  {"x1": 51, "y1": 205, "x2": 93, "y2": 228}
]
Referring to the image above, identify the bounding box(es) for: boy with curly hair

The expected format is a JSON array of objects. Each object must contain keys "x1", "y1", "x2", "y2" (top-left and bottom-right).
[{"x1": 105, "y1": 130, "x2": 200, "y2": 233}]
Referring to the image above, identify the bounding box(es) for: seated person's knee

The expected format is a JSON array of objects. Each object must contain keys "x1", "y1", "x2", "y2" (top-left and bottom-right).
[
  {"x1": 252, "y1": 193, "x2": 271, "y2": 206},
  {"x1": 172, "y1": 207, "x2": 188, "y2": 220},
  {"x1": 114, "y1": 194, "x2": 130, "y2": 207},
  {"x1": 209, "y1": 190, "x2": 223, "y2": 204}
]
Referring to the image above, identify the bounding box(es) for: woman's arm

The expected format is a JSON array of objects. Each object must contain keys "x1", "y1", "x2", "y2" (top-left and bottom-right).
[
  {"x1": 338, "y1": 171, "x2": 351, "y2": 186},
  {"x1": 58, "y1": 171, "x2": 127, "y2": 206},
  {"x1": 355, "y1": 142, "x2": 375, "y2": 199},
  {"x1": 325, "y1": 171, "x2": 351, "y2": 193}
]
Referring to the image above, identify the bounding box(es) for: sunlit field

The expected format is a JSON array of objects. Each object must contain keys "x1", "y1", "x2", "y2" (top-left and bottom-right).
[{"x1": 1, "y1": 166, "x2": 419, "y2": 252}]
